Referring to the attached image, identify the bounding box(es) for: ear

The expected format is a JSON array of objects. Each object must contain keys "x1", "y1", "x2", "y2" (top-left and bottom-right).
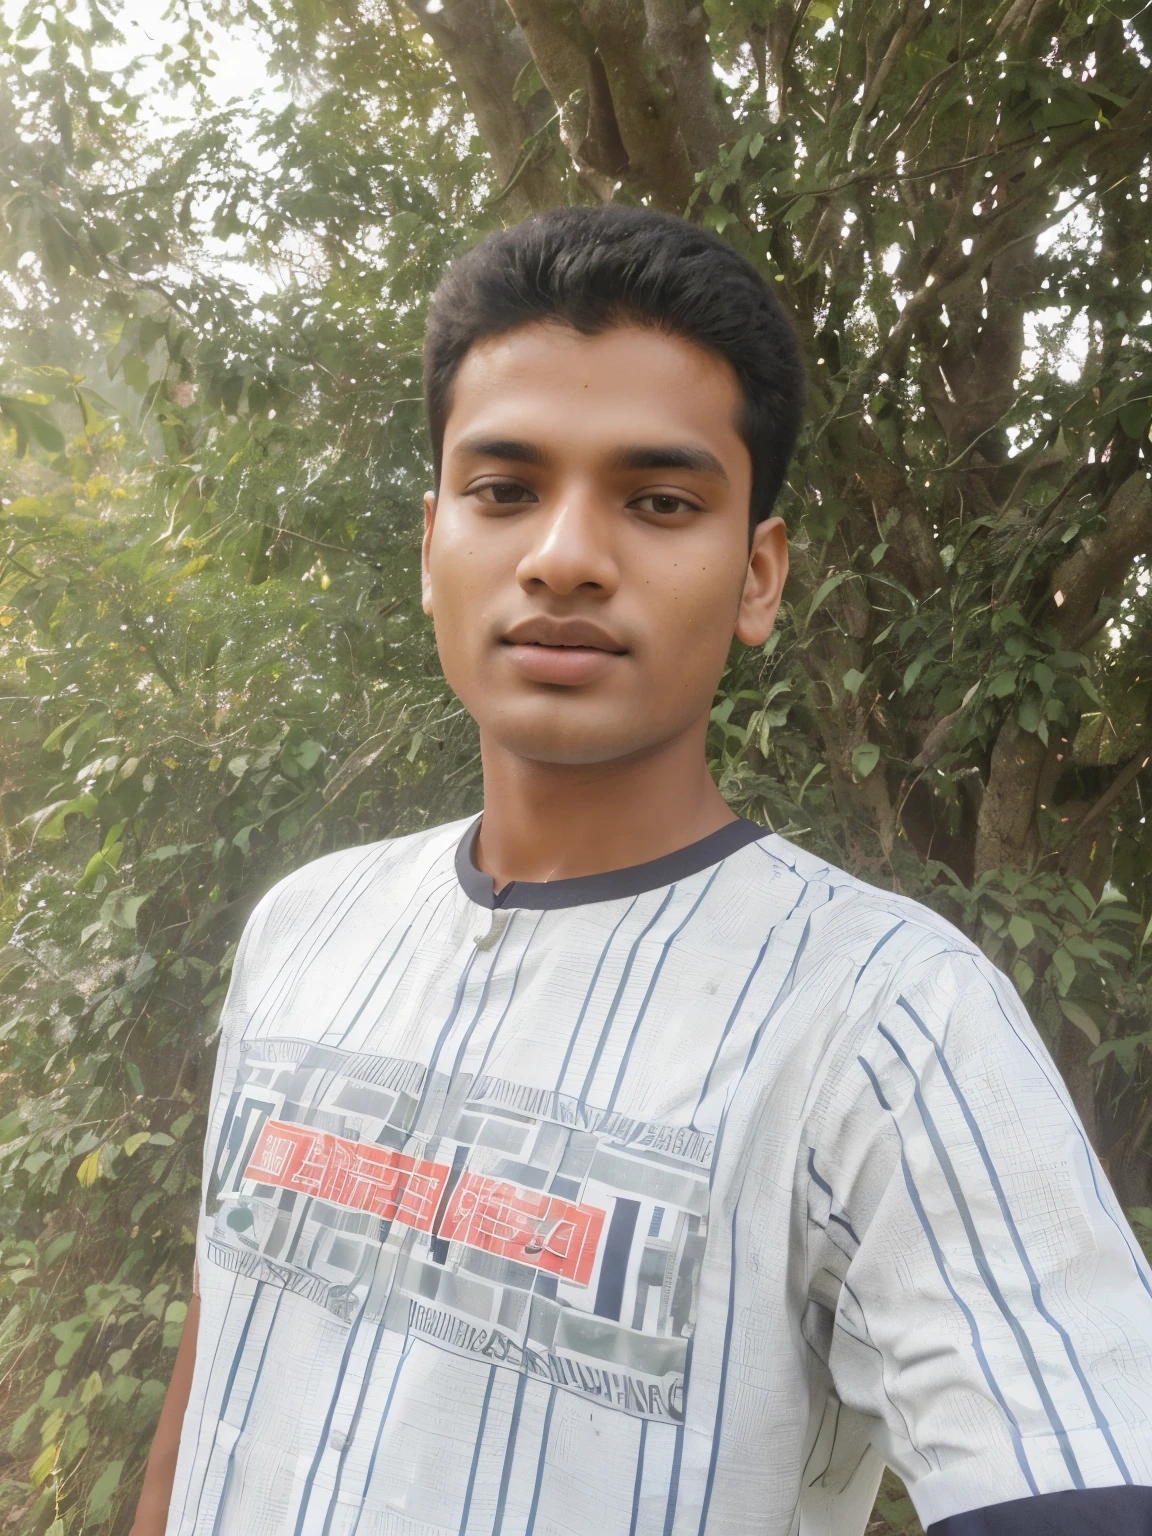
[
  {"x1": 421, "y1": 491, "x2": 436, "y2": 617},
  {"x1": 734, "y1": 515, "x2": 788, "y2": 647}
]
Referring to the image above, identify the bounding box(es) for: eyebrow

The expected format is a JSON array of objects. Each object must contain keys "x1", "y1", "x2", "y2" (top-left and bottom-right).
[
  {"x1": 451, "y1": 436, "x2": 728, "y2": 481},
  {"x1": 611, "y1": 444, "x2": 728, "y2": 480},
  {"x1": 451, "y1": 436, "x2": 550, "y2": 466}
]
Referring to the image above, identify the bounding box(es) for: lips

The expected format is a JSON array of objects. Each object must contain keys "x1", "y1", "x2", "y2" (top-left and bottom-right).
[{"x1": 499, "y1": 615, "x2": 627, "y2": 686}]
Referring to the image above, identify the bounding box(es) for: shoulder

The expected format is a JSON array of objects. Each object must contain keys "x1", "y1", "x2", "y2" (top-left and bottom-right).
[
  {"x1": 234, "y1": 815, "x2": 472, "y2": 976},
  {"x1": 745, "y1": 834, "x2": 1053, "y2": 1087},
  {"x1": 745, "y1": 831, "x2": 983, "y2": 980}
]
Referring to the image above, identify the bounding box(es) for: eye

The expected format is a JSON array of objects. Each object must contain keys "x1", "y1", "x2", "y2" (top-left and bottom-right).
[
  {"x1": 632, "y1": 492, "x2": 697, "y2": 516},
  {"x1": 471, "y1": 479, "x2": 537, "y2": 506}
]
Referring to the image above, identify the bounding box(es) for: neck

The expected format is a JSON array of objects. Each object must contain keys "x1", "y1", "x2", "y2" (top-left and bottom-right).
[{"x1": 474, "y1": 719, "x2": 736, "y2": 888}]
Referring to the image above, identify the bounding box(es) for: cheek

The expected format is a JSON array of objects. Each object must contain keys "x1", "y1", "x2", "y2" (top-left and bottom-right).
[
  {"x1": 429, "y1": 525, "x2": 485, "y2": 624},
  {"x1": 645, "y1": 557, "x2": 743, "y2": 669}
]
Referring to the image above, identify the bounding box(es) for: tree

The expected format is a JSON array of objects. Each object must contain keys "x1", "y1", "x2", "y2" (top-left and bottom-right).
[{"x1": 0, "y1": 1, "x2": 1149, "y2": 1531}]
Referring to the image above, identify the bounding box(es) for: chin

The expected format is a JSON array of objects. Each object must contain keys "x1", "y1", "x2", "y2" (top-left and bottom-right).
[{"x1": 484, "y1": 704, "x2": 679, "y2": 768}]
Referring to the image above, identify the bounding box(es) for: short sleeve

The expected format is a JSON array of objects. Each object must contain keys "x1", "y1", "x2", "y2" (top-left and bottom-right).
[{"x1": 805, "y1": 943, "x2": 1152, "y2": 1530}]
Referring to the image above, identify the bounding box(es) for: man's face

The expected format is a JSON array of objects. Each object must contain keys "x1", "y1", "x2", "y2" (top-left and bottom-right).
[{"x1": 422, "y1": 322, "x2": 788, "y2": 766}]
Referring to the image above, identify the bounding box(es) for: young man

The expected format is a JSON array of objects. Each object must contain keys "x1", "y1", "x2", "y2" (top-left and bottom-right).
[{"x1": 135, "y1": 207, "x2": 1152, "y2": 1536}]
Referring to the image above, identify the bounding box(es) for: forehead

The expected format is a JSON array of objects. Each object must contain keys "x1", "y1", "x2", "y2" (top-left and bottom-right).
[{"x1": 444, "y1": 322, "x2": 747, "y2": 455}]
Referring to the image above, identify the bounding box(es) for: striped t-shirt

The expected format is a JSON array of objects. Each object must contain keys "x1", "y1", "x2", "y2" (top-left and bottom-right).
[{"x1": 168, "y1": 818, "x2": 1152, "y2": 1536}]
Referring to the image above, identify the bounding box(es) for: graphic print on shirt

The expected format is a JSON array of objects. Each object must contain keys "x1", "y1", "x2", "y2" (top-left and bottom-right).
[{"x1": 205, "y1": 1035, "x2": 712, "y2": 1424}]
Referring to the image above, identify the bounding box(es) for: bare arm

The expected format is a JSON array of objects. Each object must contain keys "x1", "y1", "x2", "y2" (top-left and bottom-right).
[{"x1": 130, "y1": 1292, "x2": 199, "y2": 1536}]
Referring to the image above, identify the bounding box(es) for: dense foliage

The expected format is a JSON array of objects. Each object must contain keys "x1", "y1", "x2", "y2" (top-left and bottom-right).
[{"x1": 0, "y1": 1, "x2": 1150, "y2": 1531}]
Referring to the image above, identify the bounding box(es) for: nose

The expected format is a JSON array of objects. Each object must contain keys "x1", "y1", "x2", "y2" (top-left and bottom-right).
[{"x1": 515, "y1": 491, "x2": 620, "y2": 599}]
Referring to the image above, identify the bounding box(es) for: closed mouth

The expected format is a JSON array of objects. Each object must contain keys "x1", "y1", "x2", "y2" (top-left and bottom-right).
[{"x1": 500, "y1": 619, "x2": 627, "y2": 653}]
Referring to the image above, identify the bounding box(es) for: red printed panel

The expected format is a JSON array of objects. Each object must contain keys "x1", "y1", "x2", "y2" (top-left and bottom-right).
[
  {"x1": 439, "y1": 1172, "x2": 605, "y2": 1286},
  {"x1": 245, "y1": 1120, "x2": 449, "y2": 1231}
]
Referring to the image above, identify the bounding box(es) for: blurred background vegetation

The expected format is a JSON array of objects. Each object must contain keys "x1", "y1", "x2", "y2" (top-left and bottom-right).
[{"x1": 1, "y1": 0, "x2": 1150, "y2": 1530}]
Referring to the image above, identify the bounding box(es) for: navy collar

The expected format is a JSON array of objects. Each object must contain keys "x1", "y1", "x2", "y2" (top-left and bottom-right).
[{"x1": 455, "y1": 817, "x2": 765, "y2": 911}]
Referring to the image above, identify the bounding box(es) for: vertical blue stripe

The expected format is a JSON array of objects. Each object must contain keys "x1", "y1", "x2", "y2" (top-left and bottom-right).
[
  {"x1": 248, "y1": 843, "x2": 393, "y2": 1031},
  {"x1": 897, "y1": 995, "x2": 1132, "y2": 1483},
  {"x1": 848, "y1": 920, "x2": 906, "y2": 1000},
  {"x1": 321, "y1": 1242, "x2": 427, "y2": 1530},
  {"x1": 576, "y1": 887, "x2": 678, "y2": 1106},
  {"x1": 458, "y1": 1366, "x2": 498, "y2": 1536},
  {"x1": 628, "y1": 1420, "x2": 648, "y2": 1536},
  {"x1": 983, "y1": 972, "x2": 1152, "y2": 1305},
  {"x1": 491, "y1": 1370, "x2": 528, "y2": 1536},
  {"x1": 177, "y1": 1276, "x2": 263, "y2": 1530},
  {"x1": 857, "y1": 1054, "x2": 1039, "y2": 1494},
  {"x1": 442, "y1": 912, "x2": 519, "y2": 1093},
  {"x1": 334, "y1": 873, "x2": 460, "y2": 1046},
  {"x1": 688, "y1": 934, "x2": 772, "y2": 1130},
  {"x1": 292, "y1": 942, "x2": 492, "y2": 1535},
  {"x1": 732, "y1": 914, "x2": 813, "y2": 1098},
  {"x1": 806, "y1": 1148, "x2": 861, "y2": 1245},
  {"x1": 553, "y1": 899, "x2": 640, "y2": 1092},
  {"x1": 211, "y1": 1288, "x2": 286, "y2": 1536},
  {"x1": 876, "y1": 1020, "x2": 1084, "y2": 1488},
  {"x1": 697, "y1": 1197, "x2": 743, "y2": 1534},
  {"x1": 661, "y1": 1422, "x2": 685, "y2": 1536},
  {"x1": 348, "y1": 1330, "x2": 414, "y2": 1536},
  {"x1": 404, "y1": 940, "x2": 486, "y2": 1134},
  {"x1": 471, "y1": 911, "x2": 546, "y2": 1085},
  {"x1": 524, "y1": 1385, "x2": 557, "y2": 1535},
  {"x1": 604, "y1": 865, "x2": 725, "y2": 1114}
]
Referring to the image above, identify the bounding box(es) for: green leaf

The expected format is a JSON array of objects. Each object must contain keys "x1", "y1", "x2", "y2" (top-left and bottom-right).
[
  {"x1": 511, "y1": 59, "x2": 544, "y2": 106},
  {"x1": 841, "y1": 668, "x2": 865, "y2": 696},
  {"x1": 0, "y1": 395, "x2": 65, "y2": 456},
  {"x1": 29, "y1": 1443, "x2": 57, "y2": 1486},
  {"x1": 121, "y1": 352, "x2": 151, "y2": 392},
  {"x1": 51, "y1": 1313, "x2": 92, "y2": 1366},
  {"x1": 87, "y1": 1459, "x2": 123, "y2": 1523},
  {"x1": 0, "y1": 1110, "x2": 26, "y2": 1144},
  {"x1": 1032, "y1": 662, "x2": 1055, "y2": 694},
  {"x1": 41, "y1": 710, "x2": 86, "y2": 752},
  {"x1": 783, "y1": 194, "x2": 815, "y2": 224},
  {"x1": 1008, "y1": 914, "x2": 1035, "y2": 949},
  {"x1": 1012, "y1": 956, "x2": 1035, "y2": 995},
  {"x1": 43, "y1": 1232, "x2": 75, "y2": 1266},
  {"x1": 1017, "y1": 692, "x2": 1043, "y2": 733},
  {"x1": 25, "y1": 791, "x2": 98, "y2": 841},
  {"x1": 1060, "y1": 999, "x2": 1101, "y2": 1047},
  {"x1": 851, "y1": 742, "x2": 880, "y2": 780},
  {"x1": 903, "y1": 657, "x2": 926, "y2": 694},
  {"x1": 803, "y1": 571, "x2": 849, "y2": 631},
  {"x1": 1118, "y1": 397, "x2": 1152, "y2": 439},
  {"x1": 1050, "y1": 945, "x2": 1076, "y2": 997},
  {"x1": 99, "y1": 891, "x2": 147, "y2": 930}
]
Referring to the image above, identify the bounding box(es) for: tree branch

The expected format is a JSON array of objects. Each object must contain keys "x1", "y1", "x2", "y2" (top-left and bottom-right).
[
  {"x1": 848, "y1": 0, "x2": 928, "y2": 161},
  {"x1": 642, "y1": 0, "x2": 733, "y2": 168},
  {"x1": 1075, "y1": 740, "x2": 1152, "y2": 837},
  {"x1": 1050, "y1": 469, "x2": 1152, "y2": 649},
  {"x1": 406, "y1": 0, "x2": 564, "y2": 211},
  {"x1": 502, "y1": 0, "x2": 622, "y2": 196},
  {"x1": 580, "y1": 0, "x2": 697, "y2": 209}
]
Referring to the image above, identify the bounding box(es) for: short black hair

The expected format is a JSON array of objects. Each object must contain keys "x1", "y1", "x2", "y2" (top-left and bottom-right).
[{"x1": 423, "y1": 205, "x2": 805, "y2": 527}]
